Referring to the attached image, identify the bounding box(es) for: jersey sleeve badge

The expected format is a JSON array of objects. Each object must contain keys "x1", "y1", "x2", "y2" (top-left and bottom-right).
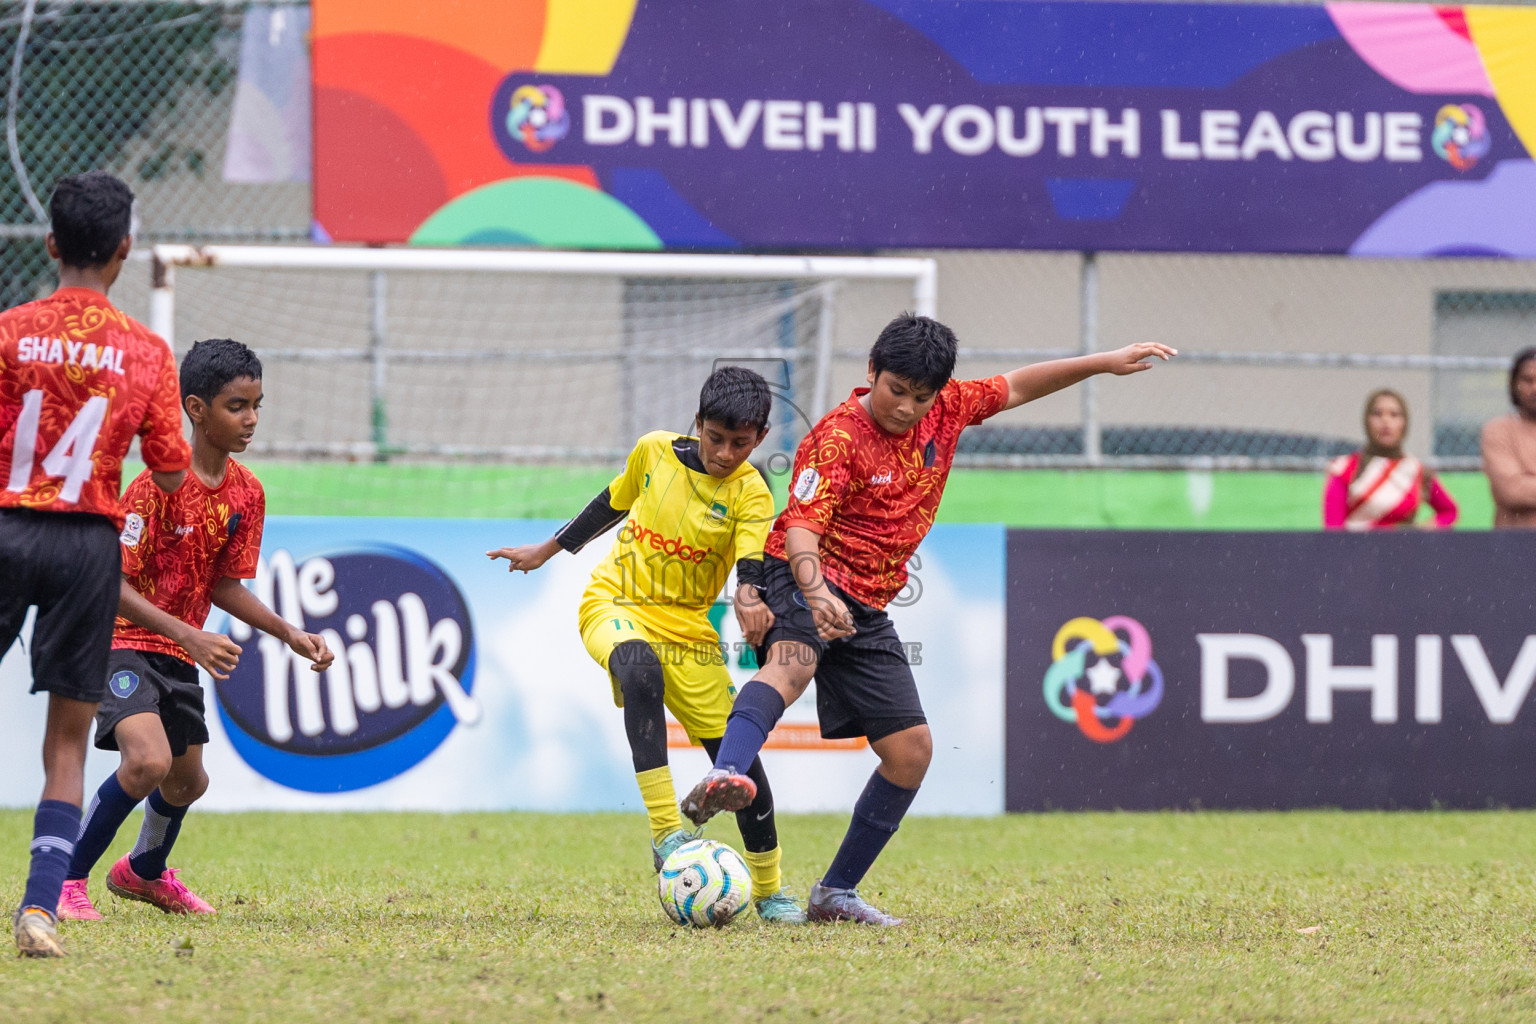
[
  {"x1": 120, "y1": 512, "x2": 145, "y2": 548},
  {"x1": 793, "y1": 467, "x2": 820, "y2": 502}
]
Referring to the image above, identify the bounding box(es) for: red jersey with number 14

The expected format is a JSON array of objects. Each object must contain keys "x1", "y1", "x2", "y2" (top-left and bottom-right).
[
  {"x1": 113, "y1": 460, "x2": 266, "y2": 665},
  {"x1": 0, "y1": 287, "x2": 190, "y2": 528},
  {"x1": 765, "y1": 376, "x2": 1008, "y2": 609}
]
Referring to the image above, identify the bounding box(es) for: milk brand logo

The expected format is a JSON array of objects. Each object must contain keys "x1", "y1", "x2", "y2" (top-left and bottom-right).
[
  {"x1": 1043, "y1": 616, "x2": 1163, "y2": 743},
  {"x1": 1431, "y1": 103, "x2": 1490, "y2": 171},
  {"x1": 215, "y1": 546, "x2": 479, "y2": 792},
  {"x1": 504, "y1": 84, "x2": 570, "y2": 152}
]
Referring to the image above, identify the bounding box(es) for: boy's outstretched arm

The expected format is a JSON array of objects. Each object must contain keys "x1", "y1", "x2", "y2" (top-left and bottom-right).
[
  {"x1": 487, "y1": 536, "x2": 563, "y2": 573},
  {"x1": 118, "y1": 578, "x2": 243, "y2": 681},
  {"x1": 488, "y1": 485, "x2": 629, "y2": 572},
  {"x1": 211, "y1": 576, "x2": 334, "y2": 673},
  {"x1": 1000, "y1": 342, "x2": 1177, "y2": 411}
]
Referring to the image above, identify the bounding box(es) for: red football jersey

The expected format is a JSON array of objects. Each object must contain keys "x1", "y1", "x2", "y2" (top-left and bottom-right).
[
  {"x1": 0, "y1": 287, "x2": 190, "y2": 527},
  {"x1": 765, "y1": 376, "x2": 1008, "y2": 609},
  {"x1": 113, "y1": 460, "x2": 266, "y2": 664}
]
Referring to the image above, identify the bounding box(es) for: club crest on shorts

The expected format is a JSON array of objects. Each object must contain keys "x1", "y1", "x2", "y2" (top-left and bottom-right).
[{"x1": 109, "y1": 670, "x2": 139, "y2": 698}]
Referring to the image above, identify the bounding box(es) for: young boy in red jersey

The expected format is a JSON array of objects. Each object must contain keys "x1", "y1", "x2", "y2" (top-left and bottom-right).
[
  {"x1": 681, "y1": 314, "x2": 1175, "y2": 924},
  {"x1": 0, "y1": 171, "x2": 192, "y2": 956},
  {"x1": 55, "y1": 338, "x2": 332, "y2": 921}
]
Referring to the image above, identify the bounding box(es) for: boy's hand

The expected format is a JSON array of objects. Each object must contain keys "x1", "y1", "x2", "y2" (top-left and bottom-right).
[
  {"x1": 734, "y1": 584, "x2": 775, "y2": 646},
  {"x1": 288, "y1": 630, "x2": 335, "y2": 673},
  {"x1": 807, "y1": 589, "x2": 856, "y2": 642},
  {"x1": 487, "y1": 539, "x2": 559, "y2": 573},
  {"x1": 183, "y1": 630, "x2": 242, "y2": 681},
  {"x1": 1104, "y1": 342, "x2": 1177, "y2": 375}
]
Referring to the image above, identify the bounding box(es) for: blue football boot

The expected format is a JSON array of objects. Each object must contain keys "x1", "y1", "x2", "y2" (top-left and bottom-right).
[{"x1": 651, "y1": 827, "x2": 702, "y2": 872}]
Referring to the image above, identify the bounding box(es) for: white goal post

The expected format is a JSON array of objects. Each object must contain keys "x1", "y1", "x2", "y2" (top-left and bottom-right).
[{"x1": 148, "y1": 244, "x2": 937, "y2": 462}]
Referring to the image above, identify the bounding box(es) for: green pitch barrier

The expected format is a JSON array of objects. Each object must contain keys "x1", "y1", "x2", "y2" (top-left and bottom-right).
[{"x1": 221, "y1": 462, "x2": 1496, "y2": 530}]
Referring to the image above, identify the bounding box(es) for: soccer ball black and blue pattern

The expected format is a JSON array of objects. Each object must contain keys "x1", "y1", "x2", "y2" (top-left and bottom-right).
[{"x1": 657, "y1": 839, "x2": 752, "y2": 927}]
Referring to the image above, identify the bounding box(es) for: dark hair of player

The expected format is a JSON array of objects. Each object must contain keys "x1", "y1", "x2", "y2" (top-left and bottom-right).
[
  {"x1": 48, "y1": 171, "x2": 135, "y2": 268},
  {"x1": 869, "y1": 313, "x2": 957, "y2": 393},
  {"x1": 697, "y1": 365, "x2": 772, "y2": 432},
  {"x1": 181, "y1": 338, "x2": 263, "y2": 405},
  {"x1": 1510, "y1": 347, "x2": 1536, "y2": 406}
]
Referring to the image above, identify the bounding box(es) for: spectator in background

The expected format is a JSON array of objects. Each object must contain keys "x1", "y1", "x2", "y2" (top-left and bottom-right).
[
  {"x1": 1480, "y1": 347, "x2": 1536, "y2": 529},
  {"x1": 1324, "y1": 388, "x2": 1457, "y2": 531}
]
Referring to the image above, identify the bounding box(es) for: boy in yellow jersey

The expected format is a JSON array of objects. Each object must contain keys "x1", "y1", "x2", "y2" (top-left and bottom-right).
[{"x1": 488, "y1": 366, "x2": 804, "y2": 923}]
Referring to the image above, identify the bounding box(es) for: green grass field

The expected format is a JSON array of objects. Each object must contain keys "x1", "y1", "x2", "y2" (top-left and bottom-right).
[{"x1": 5, "y1": 809, "x2": 1535, "y2": 1022}]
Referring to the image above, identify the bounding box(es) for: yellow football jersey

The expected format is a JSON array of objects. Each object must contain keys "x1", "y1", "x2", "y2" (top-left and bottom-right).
[{"x1": 583, "y1": 431, "x2": 773, "y2": 639}]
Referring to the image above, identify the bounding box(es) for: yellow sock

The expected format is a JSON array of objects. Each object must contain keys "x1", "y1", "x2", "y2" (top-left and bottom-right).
[
  {"x1": 636, "y1": 766, "x2": 685, "y2": 843},
  {"x1": 742, "y1": 846, "x2": 782, "y2": 898}
]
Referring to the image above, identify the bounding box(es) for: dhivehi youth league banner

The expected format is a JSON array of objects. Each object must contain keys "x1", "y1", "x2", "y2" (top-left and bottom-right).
[
  {"x1": 0, "y1": 520, "x2": 1005, "y2": 814},
  {"x1": 314, "y1": 0, "x2": 1536, "y2": 255}
]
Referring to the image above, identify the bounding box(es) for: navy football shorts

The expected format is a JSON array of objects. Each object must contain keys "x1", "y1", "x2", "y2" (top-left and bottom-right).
[
  {"x1": 94, "y1": 648, "x2": 209, "y2": 758},
  {"x1": 754, "y1": 554, "x2": 926, "y2": 742}
]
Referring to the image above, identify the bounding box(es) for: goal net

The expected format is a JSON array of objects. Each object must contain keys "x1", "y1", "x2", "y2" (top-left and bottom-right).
[{"x1": 146, "y1": 245, "x2": 936, "y2": 518}]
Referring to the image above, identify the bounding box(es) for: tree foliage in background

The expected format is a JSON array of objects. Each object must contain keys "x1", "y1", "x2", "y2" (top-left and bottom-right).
[{"x1": 0, "y1": 1, "x2": 234, "y2": 309}]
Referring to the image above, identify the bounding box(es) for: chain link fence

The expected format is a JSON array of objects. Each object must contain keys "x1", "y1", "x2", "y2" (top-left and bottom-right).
[
  {"x1": 4, "y1": 0, "x2": 1535, "y2": 474},
  {"x1": 0, "y1": 0, "x2": 306, "y2": 307}
]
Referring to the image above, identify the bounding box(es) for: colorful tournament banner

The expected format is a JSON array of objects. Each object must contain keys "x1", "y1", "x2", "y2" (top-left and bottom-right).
[
  {"x1": 313, "y1": 0, "x2": 1536, "y2": 256},
  {"x1": 0, "y1": 520, "x2": 1005, "y2": 814},
  {"x1": 1007, "y1": 531, "x2": 1536, "y2": 810}
]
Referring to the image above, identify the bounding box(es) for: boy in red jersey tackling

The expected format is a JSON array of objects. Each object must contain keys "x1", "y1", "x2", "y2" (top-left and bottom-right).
[
  {"x1": 1, "y1": 172, "x2": 191, "y2": 956},
  {"x1": 682, "y1": 314, "x2": 1175, "y2": 924},
  {"x1": 55, "y1": 339, "x2": 332, "y2": 921}
]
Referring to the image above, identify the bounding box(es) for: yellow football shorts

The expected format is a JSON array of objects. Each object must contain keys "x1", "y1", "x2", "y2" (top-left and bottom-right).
[{"x1": 578, "y1": 598, "x2": 735, "y2": 744}]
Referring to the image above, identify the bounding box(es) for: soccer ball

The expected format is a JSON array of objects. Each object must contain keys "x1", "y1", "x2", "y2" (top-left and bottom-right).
[{"x1": 658, "y1": 839, "x2": 752, "y2": 927}]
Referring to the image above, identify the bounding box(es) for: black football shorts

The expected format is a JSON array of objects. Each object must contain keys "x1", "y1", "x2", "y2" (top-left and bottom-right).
[
  {"x1": 95, "y1": 648, "x2": 209, "y2": 758},
  {"x1": 0, "y1": 508, "x2": 121, "y2": 702},
  {"x1": 755, "y1": 554, "x2": 926, "y2": 742}
]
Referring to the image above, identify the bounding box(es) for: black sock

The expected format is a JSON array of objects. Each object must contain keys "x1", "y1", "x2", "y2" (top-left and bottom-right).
[
  {"x1": 822, "y1": 771, "x2": 918, "y2": 891},
  {"x1": 611, "y1": 640, "x2": 667, "y2": 773},
  {"x1": 702, "y1": 739, "x2": 777, "y2": 853}
]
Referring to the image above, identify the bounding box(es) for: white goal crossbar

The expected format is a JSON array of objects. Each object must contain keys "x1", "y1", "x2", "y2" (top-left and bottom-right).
[{"x1": 149, "y1": 245, "x2": 937, "y2": 447}]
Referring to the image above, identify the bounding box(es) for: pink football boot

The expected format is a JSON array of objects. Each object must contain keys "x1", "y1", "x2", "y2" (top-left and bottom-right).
[
  {"x1": 105, "y1": 856, "x2": 215, "y2": 915},
  {"x1": 56, "y1": 878, "x2": 102, "y2": 921}
]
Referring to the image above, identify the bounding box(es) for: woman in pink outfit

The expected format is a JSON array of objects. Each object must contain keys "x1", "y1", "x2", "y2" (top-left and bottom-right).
[{"x1": 1323, "y1": 389, "x2": 1458, "y2": 531}]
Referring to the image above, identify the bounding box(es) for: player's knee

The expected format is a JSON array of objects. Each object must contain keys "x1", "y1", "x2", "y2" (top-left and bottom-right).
[
  {"x1": 161, "y1": 767, "x2": 208, "y2": 806},
  {"x1": 613, "y1": 640, "x2": 665, "y2": 707},
  {"x1": 756, "y1": 644, "x2": 816, "y2": 701},
  {"x1": 880, "y1": 726, "x2": 932, "y2": 784},
  {"x1": 120, "y1": 752, "x2": 172, "y2": 794}
]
